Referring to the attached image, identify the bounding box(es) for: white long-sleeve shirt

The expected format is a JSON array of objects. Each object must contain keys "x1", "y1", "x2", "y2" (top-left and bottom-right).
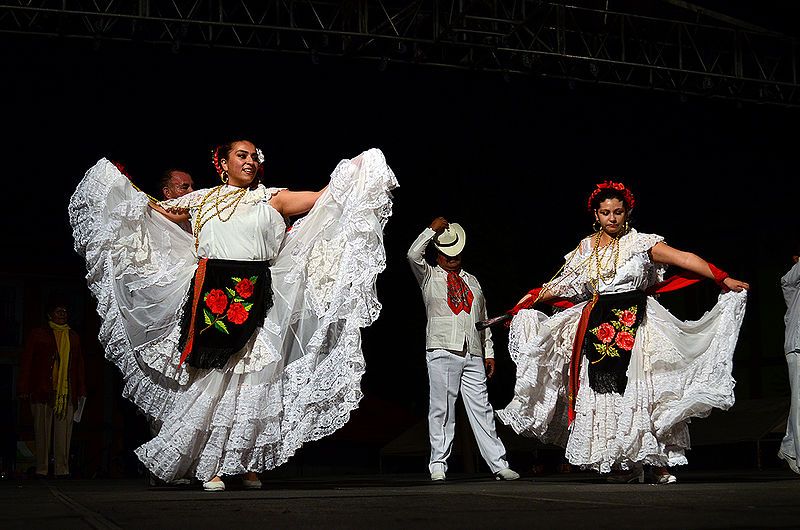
[
  {"x1": 407, "y1": 227, "x2": 494, "y2": 358},
  {"x1": 782, "y1": 260, "x2": 800, "y2": 353}
]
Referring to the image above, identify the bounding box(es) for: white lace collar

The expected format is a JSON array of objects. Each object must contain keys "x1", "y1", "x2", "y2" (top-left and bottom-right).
[
  {"x1": 159, "y1": 184, "x2": 284, "y2": 210},
  {"x1": 573, "y1": 229, "x2": 665, "y2": 264}
]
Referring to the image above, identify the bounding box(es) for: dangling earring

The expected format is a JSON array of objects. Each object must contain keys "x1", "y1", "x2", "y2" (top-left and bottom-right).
[
  {"x1": 623, "y1": 219, "x2": 630, "y2": 234},
  {"x1": 220, "y1": 170, "x2": 229, "y2": 184},
  {"x1": 593, "y1": 220, "x2": 601, "y2": 232}
]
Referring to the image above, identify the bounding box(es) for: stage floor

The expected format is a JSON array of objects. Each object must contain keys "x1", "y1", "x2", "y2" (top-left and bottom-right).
[{"x1": 2, "y1": 469, "x2": 799, "y2": 529}]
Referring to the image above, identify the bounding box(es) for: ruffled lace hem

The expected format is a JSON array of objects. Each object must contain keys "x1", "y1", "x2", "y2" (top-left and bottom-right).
[
  {"x1": 135, "y1": 334, "x2": 366, "y2": 481},
  {"x1": 496, "y1": 290, "x2": 747, "y2": 469}
]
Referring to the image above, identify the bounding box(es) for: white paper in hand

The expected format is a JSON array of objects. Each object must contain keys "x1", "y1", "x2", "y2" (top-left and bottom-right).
[{"x1": 73, "y1": 396, "x2": 86, "y2": 423}]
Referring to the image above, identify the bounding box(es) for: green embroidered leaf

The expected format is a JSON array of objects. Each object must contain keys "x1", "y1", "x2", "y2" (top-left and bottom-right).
[
  {"x1": 203, "y1": 308, "x2": 213, "y2": 325},
  {"x1": 225, "y1": 287, "x2": 236, "y2": 298},
  {"x1": 627, "y1": 305, "x2": 638, "y2": 314},
  {"x1": 203, "y1": 292, "x2": 208, "y2": 301},
  {"x1": 611, "y1": 320, "x2": 622, "y2": 330},
  {"x1": 250, "y1": 275, "x2": 258, "y2": 284},
  {"x1": 243, "y1": 302, "x2": 253, "y2": 311},
  {"x1": 214, "y1": 320, "x2": 230, "y2": 334},
  {"x1": 606, "y1": 346, "x2": 620, "y2": 358},
  {"x1": 234, "y1": 297, "x2": 244, "y2": 303},
  {"x1": 232, "y1": 276, "x2": 242, "y2": 283},
  {"x1": 593, "y1": 343, "x2": 605, "y2": 353}
]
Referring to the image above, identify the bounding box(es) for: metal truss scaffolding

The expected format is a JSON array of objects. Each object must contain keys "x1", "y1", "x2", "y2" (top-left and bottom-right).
[{"x1": 1, "y1": 0, "x2": 799, "y2": 107}]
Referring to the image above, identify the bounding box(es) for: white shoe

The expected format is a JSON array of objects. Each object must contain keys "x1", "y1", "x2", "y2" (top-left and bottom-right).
[
  {"x1": 778, "y1": 451, "x2": 800, "y2": 475},
  {"x1": 430, "y1": 470, "x2": 446, "y2": 481},
  {"x1": 242, "y1": 478, "x2": 262, "y2": 489},
  {"x1": 655, "y1": 473, "x2": 677, "y2": 485},
  {"x1": 495, "y1": 468, "x2": 520, "y2": 481},
  {"x1": 651, "y1": 467, "x2": 677, "y2": 485},
  {"x1": 202, "y1": 479, "x2": 225, "y2": 492}
]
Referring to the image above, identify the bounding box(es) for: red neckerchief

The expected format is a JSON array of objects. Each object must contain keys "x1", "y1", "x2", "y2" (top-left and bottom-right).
[{"x1": 446, "y1": 270, "x2": 474, "y2": 315}]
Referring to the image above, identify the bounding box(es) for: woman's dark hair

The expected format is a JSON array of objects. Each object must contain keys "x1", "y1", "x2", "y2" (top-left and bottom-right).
[
  {"x1": 589, "y1": 188, "x2": 631, "y2": 212},
  {"x1": 214, "y1": 140, "x2": 242, "y2": 161},
  {"x1": 45, "y1": 299, "x2": 69, "y2": 316}
]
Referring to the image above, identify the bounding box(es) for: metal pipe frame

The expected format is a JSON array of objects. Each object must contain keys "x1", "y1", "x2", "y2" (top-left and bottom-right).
[{"x1": 1, "y1": 0, "x2": 798, "y2": 107}]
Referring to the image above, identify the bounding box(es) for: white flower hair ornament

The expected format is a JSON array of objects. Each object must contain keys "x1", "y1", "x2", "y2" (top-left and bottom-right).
[{"x1": 256, "y1": 148, "x2": 265, "y2": 164}]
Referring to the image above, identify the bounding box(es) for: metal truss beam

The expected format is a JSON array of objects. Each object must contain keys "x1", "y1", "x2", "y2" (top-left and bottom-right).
[{"x1": 1, "y1": 1, "x2": 798, "y2": 107}]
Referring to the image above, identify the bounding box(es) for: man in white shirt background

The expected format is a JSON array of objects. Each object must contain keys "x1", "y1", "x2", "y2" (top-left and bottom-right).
[
  {"x1": 407, "y1": 216, "x2": 519, "y2": 482},
  {"x1": 779, "y1": 242, "x2": 800, "y2": 475}
]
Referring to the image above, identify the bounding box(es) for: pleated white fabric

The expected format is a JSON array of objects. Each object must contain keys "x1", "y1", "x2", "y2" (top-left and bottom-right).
[
  {"x1": 69, "y1": 149, "x2": 398, "y2": 481},
  {"x1": 496, "y1": 231, "x2": 748, "y2": 473}
]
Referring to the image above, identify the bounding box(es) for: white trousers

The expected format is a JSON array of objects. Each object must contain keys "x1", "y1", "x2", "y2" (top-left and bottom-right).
[
  {"x1": 781, "y1": 350, "x2": 800, "y2": 460},
  {"x1": 426, "y1": 349, "x2": 509, "y2": 474}
]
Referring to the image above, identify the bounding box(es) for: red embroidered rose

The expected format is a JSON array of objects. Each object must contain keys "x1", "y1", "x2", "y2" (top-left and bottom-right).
[
  {"x1": 205, "y1": 289, "x2": 228, "y2": 315},
  {"x1": 595, "y1": 323, "x2": 616, "y2": 344},
  {"x1": 235, "y1": 278, "x2": 255, "y2": 299},
  {"x1": 618, "y1": 310, "x2": 636, "y2": 327},
  {"x1": 226, "y1": 302, "x2": 249, "y2": 325},
  {"x1": 615, "y1": 331, "x2": 636, "y2": 351}
]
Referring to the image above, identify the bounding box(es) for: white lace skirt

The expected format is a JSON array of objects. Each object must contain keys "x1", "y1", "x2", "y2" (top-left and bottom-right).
[
  {"x1": 69, "y1": 150, "x2": 398, "y2": 481},
  {"x1": 496, "y1": 290, "x2": 748, "y2": 473}
]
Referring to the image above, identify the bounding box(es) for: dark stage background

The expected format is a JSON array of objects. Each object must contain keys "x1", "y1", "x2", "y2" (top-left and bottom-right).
[{"x1": 2, "y1": 29, "x2": 799, "y2": 478}]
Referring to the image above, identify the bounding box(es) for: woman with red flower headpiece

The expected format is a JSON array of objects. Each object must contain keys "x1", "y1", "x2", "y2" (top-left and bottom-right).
[
  {"x1": 489, "y1": 180, "x2": 749, "y2": 484},
  {"x1": 69, "y1": 140, "x2": 398, "y2": 491}
]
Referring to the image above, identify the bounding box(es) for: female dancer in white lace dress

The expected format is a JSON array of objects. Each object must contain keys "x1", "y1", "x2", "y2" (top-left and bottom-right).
[
  {"x1": 69, "y1": 139, "x2": 398, "y2": 491},
  {"x1": 493, "y1": 180, "x2": 749, "y2": 484}
]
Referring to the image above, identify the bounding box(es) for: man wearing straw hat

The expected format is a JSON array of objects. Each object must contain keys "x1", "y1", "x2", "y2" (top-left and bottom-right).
[{"x1": 407, "y1": 216, "x2": 519, "y2": 482}]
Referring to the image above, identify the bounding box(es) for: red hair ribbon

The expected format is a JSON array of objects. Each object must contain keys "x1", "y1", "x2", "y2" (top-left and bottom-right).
[{"x1": 587, "y1": 180, "x2": 636, "y2": 212}]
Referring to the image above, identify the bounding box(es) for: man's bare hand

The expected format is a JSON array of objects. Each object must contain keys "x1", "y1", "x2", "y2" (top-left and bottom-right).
[
  {"x1": 484, "y1": 358, "x2": 496, "y2": 379},
  {"x1": 430, "y1": 217, "x2": 449, "y2": 234}
]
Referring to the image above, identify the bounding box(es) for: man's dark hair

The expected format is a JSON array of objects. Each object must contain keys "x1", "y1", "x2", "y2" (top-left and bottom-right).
[
  {"x1": 45, "y1": 298, "x2": 69, "y2": 314},
  {"x1": 159, "y1": 168, "x2": 188, "y2": 190}
]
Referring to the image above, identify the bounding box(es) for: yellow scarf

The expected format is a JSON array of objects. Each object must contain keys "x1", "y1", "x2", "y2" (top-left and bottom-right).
[{"x1": 48, "y1": 321, "x2": 71, "y2": 418}]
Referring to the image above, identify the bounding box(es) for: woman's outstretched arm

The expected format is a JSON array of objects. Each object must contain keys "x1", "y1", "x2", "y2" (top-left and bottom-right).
[
  {"x1": 270, "y1": 187, "x2": 328, "y2": 217},
  {"x1": 650, "y1": 241, "x2": 750, "y2": 292},
  {"x1": 149, "y1": 202, "x2": 190, "y2": 225}
]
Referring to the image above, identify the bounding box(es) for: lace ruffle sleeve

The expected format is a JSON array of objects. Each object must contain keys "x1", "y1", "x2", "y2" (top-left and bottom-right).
[
  {"x1": 542, "y1": 242, "x2": 591, "y2": 300},
  {"x1": 158, "y1": 189, "x2": 208, "y2": 212}
]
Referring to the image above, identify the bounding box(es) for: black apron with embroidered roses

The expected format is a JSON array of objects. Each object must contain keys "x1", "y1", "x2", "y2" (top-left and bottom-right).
[
  {"x1": 178, "y1": 258, "x2": 273, "y2": 369},
  {"x1": 582, "y1": 290, "x2": 647, "y2": 394}
]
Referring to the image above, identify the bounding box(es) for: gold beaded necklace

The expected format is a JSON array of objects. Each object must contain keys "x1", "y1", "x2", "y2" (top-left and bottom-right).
[
  {"x1": 530, "y1": 228, "x2": 626, "y2": 304},
  {"x1": 588, "y1": 229, "x2": 620, "y2": 291},
  {"x1": 192, "y1": 185, "x2": 248, "y2": 251}
]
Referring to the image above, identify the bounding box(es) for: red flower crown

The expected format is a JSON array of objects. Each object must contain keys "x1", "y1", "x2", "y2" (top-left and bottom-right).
[{"x1": 586, "y1": 180, "x2": 636, "y2": 212}]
